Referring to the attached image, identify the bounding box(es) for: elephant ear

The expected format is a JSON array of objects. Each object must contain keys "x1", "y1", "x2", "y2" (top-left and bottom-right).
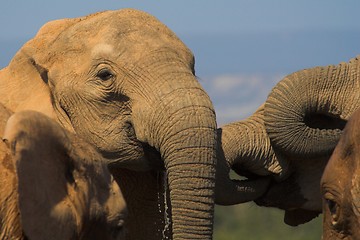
[
  {"x1": 0, "y1": 17, "x2": 80, "y2": 116},
  {"x1": 3, "y1": 111, "x2": 79, "y2": 240}
]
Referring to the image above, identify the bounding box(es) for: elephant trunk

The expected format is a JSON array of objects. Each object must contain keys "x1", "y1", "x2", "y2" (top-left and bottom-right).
[
  {"x1": 132, "y1": 55, "x2": 217, "y2": 239},
  {"x1": 220, "y1": 104, "x2": 289, "y2": 178},
  {"x1": 214, "y1": 104, "x2": 289, "y2": 206},
  {"x1": 265, "y1": 56, "x2": 360, "y2": 158},
  {"x1": 162, "y1": 114, "x2": 216, "y2": 239}
]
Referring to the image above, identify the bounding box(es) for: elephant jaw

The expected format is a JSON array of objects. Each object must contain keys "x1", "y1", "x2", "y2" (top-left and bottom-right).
[{"x1": 255, "y1": 172, "x2": 322, "y2": 225}]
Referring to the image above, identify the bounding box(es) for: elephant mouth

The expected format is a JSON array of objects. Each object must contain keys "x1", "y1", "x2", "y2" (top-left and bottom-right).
[
  {"x1": 104, "y1": 121, "x2": 164, "y2": 171},
  {"x1": 140, "y1": 142, "x2": 164, "y2": 170},
  {"x1": 124, "y1": 120, "x2": 163, "y2": 169},
  {"x1": 255, "y1": 190, "x2": 321, "y2": 226},
  {"x1": 254, "y1": 174, "x2": 307, "y2": 210},
  {"x1": 254, "y1": 175, "x2": 321, "y2": 225}
]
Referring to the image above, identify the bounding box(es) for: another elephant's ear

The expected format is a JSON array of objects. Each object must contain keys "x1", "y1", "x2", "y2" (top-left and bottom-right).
[{"x1": 3, "y1": 111, "x2": 78, "y2": 240}]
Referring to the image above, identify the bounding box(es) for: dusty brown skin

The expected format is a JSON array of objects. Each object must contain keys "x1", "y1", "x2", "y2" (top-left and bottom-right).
[
  {"x1": 321, "y1": 108, "x2": 360, "y2": 239},
  {"x1": 260, "y1": 56, "x2": 360, "y2": 225},
  {"x1": 0, "y1": 9, "x2": 269, "y2": 239},
  {"x1": 219, "y1": 56, "x2": 360, "y2": 226},
  {"x1": 0, "y1": 9, "x2": 217, "y2": 240},
  {"x1": 0, "y1": 110, "x2": 127, "y2": 240}
]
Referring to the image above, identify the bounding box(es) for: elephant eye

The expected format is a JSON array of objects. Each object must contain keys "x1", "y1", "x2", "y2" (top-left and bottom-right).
[
  {"x1": 326, "y1": 198, "x2": 340, "y2": 226},
  {"x1": 97, "y1": 68, "x2": 114, "y2": 81}
]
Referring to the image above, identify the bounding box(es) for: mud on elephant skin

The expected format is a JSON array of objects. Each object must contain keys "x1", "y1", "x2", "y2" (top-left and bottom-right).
[
  {"x1": 0, "y1": 110, "x2": 127, "y2": 240},
  {"x1": 0, "y1": 9, "x2": 220, "y2": 239},
  {"x1": 321, "y1": 108, "x2": 360, "y2": 239},
  {"x1": 257, "y1": 56, "x2": 360, "y2": 226}
]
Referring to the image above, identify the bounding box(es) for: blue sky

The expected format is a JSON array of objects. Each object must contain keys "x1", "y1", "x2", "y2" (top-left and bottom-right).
[
  {"x1": 1, "y1": 1, "x2": 360, "y2": 124},
  {"x1": 2, "y1": 1, "x2": 360, "y2": 37}
]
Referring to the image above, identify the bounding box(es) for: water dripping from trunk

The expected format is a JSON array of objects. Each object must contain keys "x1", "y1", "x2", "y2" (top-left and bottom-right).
[{"x1": 157, "y1": 171, "x2": 172, "y2": 239}]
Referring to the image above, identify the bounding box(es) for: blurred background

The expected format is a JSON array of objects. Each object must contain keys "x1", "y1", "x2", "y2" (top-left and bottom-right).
[{"x1": 1, "y1": 1, "x2": 360, "y2": 239}]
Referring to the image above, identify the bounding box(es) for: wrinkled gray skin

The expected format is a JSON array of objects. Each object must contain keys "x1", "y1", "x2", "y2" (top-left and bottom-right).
[
  {"x1": 0, "y1": 109, "x2": 127, "y2": 240},
  {"x1": 261, "y1": 56, "x2": 360, "y2": 225},
  {"x1": 321, "y1": 108, "x2": 360, "y2": 239},
  {"x1": 0, "y1": 9, "x2": 269, "y2": 239},
  {"x1": 220, "y1": 56, "x2": 360, "y2": 226},
  {"x1": 215, "y1": 105, "x2": 281, "y2": 205}
]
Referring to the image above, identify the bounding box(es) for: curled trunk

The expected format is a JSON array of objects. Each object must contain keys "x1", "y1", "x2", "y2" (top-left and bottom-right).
[
  {"x1": 265, "y1": 56, "x2": 360, "y2": 158},
  {"x1": 220, "y1": 105, "x2": 289, "y2": 179},
  {"x1": 214, "y1": 105, "x2": 290, "y2": 205}
]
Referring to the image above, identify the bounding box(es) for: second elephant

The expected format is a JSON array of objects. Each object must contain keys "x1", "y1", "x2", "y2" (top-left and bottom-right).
[
  {"x1": 0, "y1": 109, "x2": 127, "y2": 239},
  {"x1": 220, "y1": 55, "x2": 360, "y2": 226},
  {"x1": 321, "y1": 108, "x2": 360, "y2": 239}
]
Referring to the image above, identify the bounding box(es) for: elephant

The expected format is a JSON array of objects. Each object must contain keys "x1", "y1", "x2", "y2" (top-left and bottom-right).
[
  {"x1": 0, "y1": 109, "x2": 127, "y2": 240},
  {"x1": 0, "y1": 8, "x2": 270, "y2": 239},
  {"x1": 321, "y1": 108, "x2": 360, "y2": 239},
  {"x1": 219, "y1": 55, "x2": 360, "y2": 226}
]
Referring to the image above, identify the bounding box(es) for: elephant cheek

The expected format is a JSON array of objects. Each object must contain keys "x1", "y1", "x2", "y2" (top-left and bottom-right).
[{"x1": 107, "y1": 143, "x2": 152, "y2": 171}]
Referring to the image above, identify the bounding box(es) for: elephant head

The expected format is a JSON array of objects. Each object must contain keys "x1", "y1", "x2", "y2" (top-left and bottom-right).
[
  {"x1": 256, "y1": 56, "x2": 360, "y2": 225},
  {"x1": 0, "y1": 9, "x2": 218, "y2": 239},
  {"x1": 321, "y1": 108, "x2": 360, "y2": 239},
  {"x1": 1, "y1": 110, "x2": 127, "y2": 240}
]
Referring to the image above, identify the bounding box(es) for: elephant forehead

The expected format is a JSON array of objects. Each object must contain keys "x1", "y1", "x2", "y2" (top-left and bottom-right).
[
  {"x1": 91, "y1": 43, "x2": 115, "y2": 58},
  {"x1": 54, "y1": 10, "x2": 189, "y2": 54},
  {"x1": 56, "y1": 9, "x2": 178, "y2": 44},
  {"x1": 34, "y1": 8, "x2": 194, "y2": 70}
]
